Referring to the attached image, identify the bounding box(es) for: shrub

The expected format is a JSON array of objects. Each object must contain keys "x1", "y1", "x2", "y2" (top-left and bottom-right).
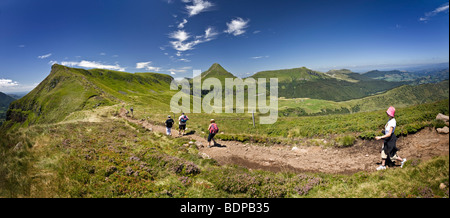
[
  {"x1": 336, "y1": 135, "x2": 356, "y2": 147},
  {"x1": 431, "y1": 119, "x2": 447, "y2": 129}
]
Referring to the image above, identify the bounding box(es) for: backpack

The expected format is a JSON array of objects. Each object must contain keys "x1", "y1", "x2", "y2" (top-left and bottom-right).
[
  {"x1": 210, "y1": 123, "x2": 219, "y2": 134},
  {"x1": 180, "y1": 115, "x2": 188, "y2": 123}
]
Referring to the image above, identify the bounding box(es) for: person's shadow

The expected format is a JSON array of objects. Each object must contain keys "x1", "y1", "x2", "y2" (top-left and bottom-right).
[
  {"x1": 210, "y1": 142, "x2": 226, "y2": 148},
  {"x1": 184, "y1": 130, "x2": 195, "y2": 135}
]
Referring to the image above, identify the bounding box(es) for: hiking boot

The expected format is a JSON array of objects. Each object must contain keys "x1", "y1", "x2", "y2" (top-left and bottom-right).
[
  {"x1": 376, "y1": 165, "x2": 386, "y2": 171},
  {"x1": 400, "y1": 158, "x2": 407, "y2": 168}
]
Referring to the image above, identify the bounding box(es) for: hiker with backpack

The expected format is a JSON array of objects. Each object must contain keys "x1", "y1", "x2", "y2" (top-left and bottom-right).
[
  {"x1": 207, "y1": 119, "x2": 219, "y2": 148},
  {"x1": 178, "y1": 113, "x2": 189, "y2": 136},
  {"x1": 375, "y1": 106, "x2": 407, "y2": 170},
  {"x1": 165, "y1": 115, "x2": 174, "y2": 136}
]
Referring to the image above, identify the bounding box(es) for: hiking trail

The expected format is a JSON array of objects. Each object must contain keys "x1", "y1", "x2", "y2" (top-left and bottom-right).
[{"x1": 119, "y1": 108, "x2": 449, "y2": 174}]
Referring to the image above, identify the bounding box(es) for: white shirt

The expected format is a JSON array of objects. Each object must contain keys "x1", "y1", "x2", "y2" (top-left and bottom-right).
[
  {"x1": 385, "y1": 118, "x2": 396, "y2": 135},
  {"x1": 178, "y1": 115, "x2": 188, "y2": 125}
]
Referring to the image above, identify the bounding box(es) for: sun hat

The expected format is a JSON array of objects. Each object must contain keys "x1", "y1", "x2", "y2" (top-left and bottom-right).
[
  {"x1": 210, "y1": 119, "x2": 215, "y2": 123},
  {"x1": 386, "y1": 106, "x2": 395, "y2": 117}
]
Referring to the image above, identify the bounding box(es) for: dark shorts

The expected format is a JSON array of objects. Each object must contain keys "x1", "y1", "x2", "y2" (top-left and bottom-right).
[
  {"x1": 208, "y1": 133, "x2": 216, "y2": 142},
  {"x1": 179, "y1": 124, "x2": 186, "y2": 130}
]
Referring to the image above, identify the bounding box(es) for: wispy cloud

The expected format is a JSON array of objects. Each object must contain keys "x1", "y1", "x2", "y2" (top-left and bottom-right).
[
  {"x1": 251, "y1": 56, "x2": 269, "y2": 59},
  {"x1": 0, "y1": 79, "x2": 38, "y2": 92},
  {"x1": 225, "y1": 17, "x2": 250, "y2": 36},
  {"x1": 168, "y1": 66, "x2": 192, "y2": 74},
  {"x1": 185, "y1": 0, "x2": 214, "y2": 17},
  {"x1": 60, "y1": 60, "x2": 126, "y2": 71},
  {"x1": 420, "y1": 2, "x2": 449, "y2": 22},
  {"x1": 170, "y1": 30, "x2": 190, "y2": 42},
  {"x1": 169, "y1": 27, "x2": 218, "y2": 52},
  {"x1": 165, "y1": 1, "x2": 249, "y2": 63},
  {"x1": 136, "y1": 61, "x2": 161, "y2": 72},
  {"x1": 178, "y1": 19, "x2": 188, "y2": 29},
  {"x1": 38, "y1": 53, "x2": 52, "y2": 59},
  {"x1": 0, "y1": 79, "x2": 19, "y2": 88},
  {"x1": 204, "y1": 27, "x2": 218, "y2": 40}
]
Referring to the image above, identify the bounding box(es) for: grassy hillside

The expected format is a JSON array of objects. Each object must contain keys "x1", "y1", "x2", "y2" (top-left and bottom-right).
[
  {"x1": 1, "y1": 116, "x2": 448, "y2": 198},
  {"x1": 1, "y1": 64, "x2": 175, "y2": 131},
  {"x1": 363, "y1": 68, "x2": 449, "y2": 84},
  {"x1": 279, "y1": 80, "x2": 449, "y2": 116},
  {"x1": 251, "y1": 67, "x2": 329, "y2": 83},
  {"x1": 251, "y1": 67, "x2": 405, "y2": 101},
  {"x1": 199, "y1": 63, "x2": 236, "y2": 84}
]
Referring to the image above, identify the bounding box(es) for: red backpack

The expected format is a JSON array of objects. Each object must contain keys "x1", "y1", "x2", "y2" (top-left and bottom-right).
[{"x1": 209, "y1": 123, "x2": 219, "y2": 134}]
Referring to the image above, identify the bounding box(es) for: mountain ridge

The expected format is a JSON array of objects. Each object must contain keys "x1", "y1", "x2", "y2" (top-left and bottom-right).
[{"x1": 1, "y1": 64, "x2": 175, "y2": 131}]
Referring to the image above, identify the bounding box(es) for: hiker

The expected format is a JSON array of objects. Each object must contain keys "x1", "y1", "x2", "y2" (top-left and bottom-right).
[
  {"x1": 130, "y1": 107, "x2": 134, "y2": 117},
  {"x1": 178, "y1": 113, "x2": 189, "y2": 136},
  {"x1": 207, "y1": 119, "x2": 219, "y2": 148},
  {"x1": 375, "y1": 106, "x2": 406, "y2": 170},
  {"x1": 165, "y1": 115, "x2": 174, "y2": 136}
]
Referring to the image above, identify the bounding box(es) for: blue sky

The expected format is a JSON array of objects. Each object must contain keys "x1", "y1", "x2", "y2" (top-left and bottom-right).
[{"x1": 0, "y1": 0, "x2": 449, "y2": 92}]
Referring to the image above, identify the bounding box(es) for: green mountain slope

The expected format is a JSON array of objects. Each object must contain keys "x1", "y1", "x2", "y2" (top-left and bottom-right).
[
  {"x1": 346, "y1": 80, "x2": 449, "y2": 112},
  {"x1": 200, "y1": 63, "x2": 236, "y2": 83},
  {"x1": 252, "y1": 67, "x2": 406, "y2": 101},
  {"x1": 279, "y1": 80, "x2": 449, "y2": 116},
  {"x1": 251, "y1": 67, "x2": 329, "y2": 83},
  {"x1": 0, "y1": 92, "x2": 15, "y2": 108},
  {"x1": 2, "y1": 64, "x2": 174, "y2": 130},
  {"x1": 0, "y1": 92, "x2": 16, "y2": 124},
  {"x1": 363, "y1": 68, "x2": 449, "y2": 84}
]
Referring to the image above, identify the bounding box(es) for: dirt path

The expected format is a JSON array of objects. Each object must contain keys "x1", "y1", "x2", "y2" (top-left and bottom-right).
[{"x1": 119, "y1": 108, "x2": 449, "y2": 174}]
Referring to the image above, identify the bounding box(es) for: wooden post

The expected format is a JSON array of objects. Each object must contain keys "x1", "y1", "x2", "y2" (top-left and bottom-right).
[{"x1": 252, "y1": 110, "x2": 255, "y2": 128}]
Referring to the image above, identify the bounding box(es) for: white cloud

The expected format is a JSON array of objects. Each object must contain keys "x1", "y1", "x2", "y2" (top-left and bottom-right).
[
  {"x1": 0, "y1": 79, "x2": 38, "y2": 92},
  {"x1": 169, "y1": 27, "x2": 217, "y2": 53},
  {"x1": 168, "y1": 66, "x2": 192, "y2": 73},
  {"x1": 136, "y1": 61, "x2": 161, "y2": 72},
  {"x1": 38, "y1": 53, "x2": 52, "y2": 59},
  {"x1": 178, "y1": 58, "x2": 191, "y2": 62},
  {"x1": 420, "y1": 3, "x2": 449, "y2": 22},
  {"x1": 170, "y1": 30, "x2": 190, "y2": 42},
  {"x1": 48, "y1": 60, "x2": 58, "y2": 65},
  {"x1": 251, "y1": 56, "x2": 269, "y2": 59},
  {"x1": 0, "y1": 79, "x2": 19, "y2": 88},
  {"x1": 185, "y1": 0, "x2": 213, "y2": 17},
  {"x1": 61, "y1": 60, "x2": 126, "y2": 71},
  {"x1": 204, "y1": 27, "x2": 218, "y2": 40},
  {"x1": 170, "y1": 39, "x2": 199, "y2": 52},
  {"x1": 178, "y1": 19, "x2": 188, "y2": 29},
  {"x1": 171, "y1": 71, "x2": 176, "y2": 75},
  {"x1": 225, "y1": 17, "x2": 250, "y2": 36}
]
